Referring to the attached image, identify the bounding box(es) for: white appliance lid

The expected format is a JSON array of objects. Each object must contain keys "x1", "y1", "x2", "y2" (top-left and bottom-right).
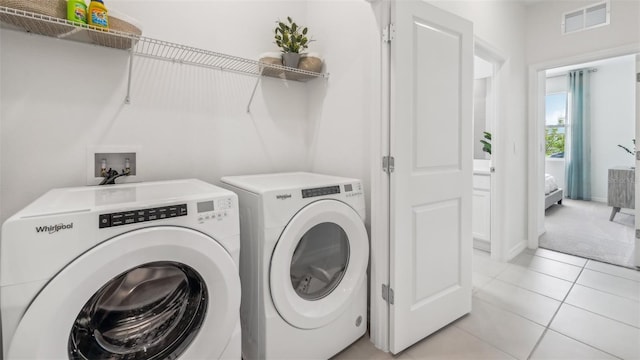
[
  {"x1": 220, "y1": 172, "x2": 359, "y2": 194},
  {"x1": 15, "y1": 179, "x2": 232, "y2": 218}
]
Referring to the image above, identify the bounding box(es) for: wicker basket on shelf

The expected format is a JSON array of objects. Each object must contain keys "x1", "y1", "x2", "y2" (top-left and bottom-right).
[
  {"x1": 298, "y1": 53, "x2": 323, "y2": 73},
  {"x1": 258, "y1": 52, "x2": 284, "y2": 78},
  {"x1": 0, "y1": 0, "x2": 70, "y2": 36},
  {"x1": 88, "y1": 14, "x2": 142, "y2": 50}
]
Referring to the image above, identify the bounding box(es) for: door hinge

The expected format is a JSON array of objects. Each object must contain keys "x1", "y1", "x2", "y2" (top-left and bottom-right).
[
  {"x1": 382, "y1": 284, "x2": 395, "y2": 304},
  {"x1": 636, "y1": 229, "x2": 640, "y2": 239},
  {"x1": 383, "y1": 23, "x2": 395, "y2": 43},
  {"x1": 636, "y1": 72, "x2": 640, "y2": 83},
  {"x1": 636, "y1": 151, "x2": 640, "y2": 161},
  {"x1": 382, "y1": 156, "x2": 395, "y2": 174}
]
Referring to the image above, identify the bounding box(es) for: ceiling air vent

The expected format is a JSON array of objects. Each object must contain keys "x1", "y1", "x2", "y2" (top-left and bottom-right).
[{"x1": 562, "y1": 1, "x2": 609, "y2": 34}]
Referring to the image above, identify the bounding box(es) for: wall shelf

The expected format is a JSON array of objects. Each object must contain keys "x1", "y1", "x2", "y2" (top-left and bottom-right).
[{"x1": 0, "y1": 6, "x2": 328, "y2": 110}]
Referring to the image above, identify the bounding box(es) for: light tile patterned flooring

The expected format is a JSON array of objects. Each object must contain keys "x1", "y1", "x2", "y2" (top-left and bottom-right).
[{"x1": 332, "y1": 248, "x2": 640, "y2": 360}]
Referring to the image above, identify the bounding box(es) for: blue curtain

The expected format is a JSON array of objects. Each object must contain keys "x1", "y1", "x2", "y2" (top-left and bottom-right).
[{"x1": 565, "y1": 69, "x2": 591, "y2": 200}]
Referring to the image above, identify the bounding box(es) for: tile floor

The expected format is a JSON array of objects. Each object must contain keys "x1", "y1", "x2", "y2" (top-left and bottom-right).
[{"x1": 332, "y1": 248, "x2": 640, "y2": 360}]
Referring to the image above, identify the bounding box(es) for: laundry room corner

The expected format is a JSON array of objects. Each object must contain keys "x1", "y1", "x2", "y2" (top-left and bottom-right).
[
  {"x1": 0, "y1": 1, "x2": 320, "y2": 227},
  {"x1": 305, "y1": 0, "x2": 383, "y2": 233}
]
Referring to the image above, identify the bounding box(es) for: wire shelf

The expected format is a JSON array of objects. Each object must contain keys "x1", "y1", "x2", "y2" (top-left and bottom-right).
[
  {"x1": 133, "y1": 37, "x2": 326, "y2": 82},
  {"x1": 0, "y1": 6, "x2": 328, "y2": 82}
]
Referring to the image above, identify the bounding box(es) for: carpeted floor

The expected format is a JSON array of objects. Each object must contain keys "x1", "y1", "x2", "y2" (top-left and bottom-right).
[{"x1": 540, "y1": 198, "x2": 636, "y2": 269}]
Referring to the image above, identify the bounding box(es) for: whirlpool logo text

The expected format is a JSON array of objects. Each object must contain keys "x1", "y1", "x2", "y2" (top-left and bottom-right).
[{"x1": 35, "y1": 222, "x2": 73, "y2": 234}]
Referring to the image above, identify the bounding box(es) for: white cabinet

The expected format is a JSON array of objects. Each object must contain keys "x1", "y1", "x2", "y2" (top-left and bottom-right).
[{"x1": 473, "y1": 174, "x2": 491, "y2": 247}]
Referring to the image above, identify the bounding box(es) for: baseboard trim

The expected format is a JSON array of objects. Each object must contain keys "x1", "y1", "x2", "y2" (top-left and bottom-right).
[{"x1": 506, "y1": 240, "x2": 527, "y2": 261}]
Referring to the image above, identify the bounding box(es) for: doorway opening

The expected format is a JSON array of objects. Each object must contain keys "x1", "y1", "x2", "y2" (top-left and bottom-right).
[
  {"x1": 472, "y1": 40, "x2": 505, "y2": 260},
  {"x1": 536, "y1": 54, "x2": 637, "y2": 268}
]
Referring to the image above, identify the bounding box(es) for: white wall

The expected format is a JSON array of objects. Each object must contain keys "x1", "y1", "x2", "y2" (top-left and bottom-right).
[
  {"x1": 474, "y1": 78, "x2": 488, "y2": 159},
  {"x1": 590, "y1": 55, "x2": 636, "y2": 201},
  {"x1": 0, "y1": 1, "x2": 313, "y2": 225},
  {"x1": 305, "y1": 0, "x2": 381, "y2": 227},
  {"x1": 430, "y1": 0, "x2": 529, "y2": 258},
  {"x1": 0, "y1": 0, "x2": 382, "y2": 231},
  {"x1": 526, "y1": 0, "x2": 640, "y2": 65}
]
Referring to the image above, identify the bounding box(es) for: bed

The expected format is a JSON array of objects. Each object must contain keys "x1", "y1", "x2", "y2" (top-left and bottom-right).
[{"x1": 545, "y1": 173, "x2": 563, "y2": 210}]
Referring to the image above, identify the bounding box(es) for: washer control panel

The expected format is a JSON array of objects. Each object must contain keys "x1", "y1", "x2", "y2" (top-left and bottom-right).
[
  {"x1": 196, "y1": 197, "x2": 233, "y2": 224},
  {"x1": 301, "y1": 185, "x2": 341, "y2": 198},
  {"x1": 99, "y1": 204, "x2": 188, "y2": 228}
]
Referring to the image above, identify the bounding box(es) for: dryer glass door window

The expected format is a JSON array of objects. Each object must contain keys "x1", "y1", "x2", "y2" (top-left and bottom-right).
[
  {"x1": 68, "y1": 261, "x2": 207, "y2": 360},
  {"x1": 270, "y1": 199, "x2": 368, "y2": 329},
  {"x1": 291, "y1": 222, "x2": 350, "y2": 300}
]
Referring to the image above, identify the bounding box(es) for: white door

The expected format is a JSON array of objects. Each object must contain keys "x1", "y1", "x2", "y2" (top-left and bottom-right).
[
  {"x1": 389, "y1": 0, "x2": 473, "y2": 353},
  {"x1": 270, "y1": 199, "x2": 369, "y2": 329},
  {"x1": 7, "y1": 227, "x2": 240, "y2": 360}
]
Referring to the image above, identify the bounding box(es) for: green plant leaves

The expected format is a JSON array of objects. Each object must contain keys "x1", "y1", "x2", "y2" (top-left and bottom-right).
[
  {"x1": 481, "y1": 131, "x2": 492, "y2": 155},
  {"x1": 273, "y1": 16, "x2": 311, "y2": 54},
  {"x1": 545, "y1": 128, "x2": 564, "y2": 156}
]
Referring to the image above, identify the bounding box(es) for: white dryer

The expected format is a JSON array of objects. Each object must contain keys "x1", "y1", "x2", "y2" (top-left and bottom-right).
[
  {"x1": 221, "y1": 172, "x2": 369, "y2": 360},
  {"x1": 1, "y1": 179, "x2": 241, "y2": 360}
]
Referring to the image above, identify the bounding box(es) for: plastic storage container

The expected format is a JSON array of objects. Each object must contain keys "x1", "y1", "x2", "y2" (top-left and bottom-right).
[
  {"x1": 87, "y1": 0, "x2": 108, "y2": 28},
  {"x1": 66, "y1": 0, "x2": 87, "y2": 24}
]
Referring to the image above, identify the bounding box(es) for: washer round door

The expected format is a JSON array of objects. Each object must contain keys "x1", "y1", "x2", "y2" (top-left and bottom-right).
[
  {"x1": 6, "y1": 226, "x2": 240, "y2": 360},
  {"x1": 270, "y1": 199, "x2": 369, "y2": 329}
]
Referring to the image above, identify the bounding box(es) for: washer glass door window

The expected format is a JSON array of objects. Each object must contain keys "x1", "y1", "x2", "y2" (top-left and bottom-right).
[
  {"x1": 69, "y1": 261, "x2": 207, "y2": 360},
  {"x1": 270, "y1": 200, "x2": 368, "y2": 330},
  {"x1": 5, "y1": 227, "x2": 240, "y2": 360},
  {"x1": 290, "y1": 223, "x2": 349, "y2": 301}
]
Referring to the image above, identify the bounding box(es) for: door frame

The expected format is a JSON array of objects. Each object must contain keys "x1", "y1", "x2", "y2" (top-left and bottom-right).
[
  {"x1": 369, "y1": 0, "x2": 391, "y2": 350},
  {"x1": 474, "y1": 38, "x2": 506, "y2": 261},
  {"x1": 527, "y1": 43, "x2": 640, "y2": 249},
  {"x1": 635, "y1": 54, "x2": 640, "y2": 266}
]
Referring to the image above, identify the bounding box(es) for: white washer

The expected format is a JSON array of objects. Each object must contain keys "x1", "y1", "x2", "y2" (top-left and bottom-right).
[
  {"x1": 221, "y1": 172, "x2": 368, "y2": 360},
  {"x1": 1, "y1": 179, "x2": 241, "y2": 360}
]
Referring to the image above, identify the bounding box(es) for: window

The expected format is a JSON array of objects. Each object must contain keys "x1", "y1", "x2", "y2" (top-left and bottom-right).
[
  {"x1": 545, "y1": 92, "x2": 567, "y2": 158},
  {"x1": 562, "y1": 1, "x2": 609, "y2": 34}
]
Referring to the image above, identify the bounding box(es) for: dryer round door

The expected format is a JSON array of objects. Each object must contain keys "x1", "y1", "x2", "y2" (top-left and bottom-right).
[
  {"x1": 270, "y1": 199, "x2": 369, "y2": 329},
  {"x1": 7, "y1": 226, "x2": 240, "y2": 360}
]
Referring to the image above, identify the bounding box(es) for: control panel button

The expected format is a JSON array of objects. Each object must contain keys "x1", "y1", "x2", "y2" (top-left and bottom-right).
[
  {"x1": 99, "y1": 203, "x2": 188, "y2": 229},
  {"x1": 99, "y1": 214, "x2": 111, "y2": 228}
]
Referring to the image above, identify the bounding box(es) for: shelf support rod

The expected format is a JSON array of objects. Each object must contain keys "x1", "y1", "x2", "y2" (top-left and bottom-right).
[
  {"x1": 125, "y1": 46, "x2": 135, "y2": 104},
  {"x1": 246, "y1": 77, "x2": 261, "y2": 113}
]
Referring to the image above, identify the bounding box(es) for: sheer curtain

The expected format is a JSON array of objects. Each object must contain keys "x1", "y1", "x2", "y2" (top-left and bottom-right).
[{"x1": 565, "y1": 69, "x2": 591, "y2": 200}]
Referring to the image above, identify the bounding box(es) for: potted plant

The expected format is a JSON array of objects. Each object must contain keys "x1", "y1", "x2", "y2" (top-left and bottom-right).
[
  {"x1": 274, "y1": 16, "x2": 310, "y2": 68},
  {"x1": 480, "y1": 131, "x2": 492, "y2": 155}
]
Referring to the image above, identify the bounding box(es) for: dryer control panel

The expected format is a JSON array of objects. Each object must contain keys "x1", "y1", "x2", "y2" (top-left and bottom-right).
[
  {"x1": 99, "y1": 204, "x2": 187, "y2": 228},
  {"x1": 196, "y1": 197, "x2": 234, "y2": 224}
]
